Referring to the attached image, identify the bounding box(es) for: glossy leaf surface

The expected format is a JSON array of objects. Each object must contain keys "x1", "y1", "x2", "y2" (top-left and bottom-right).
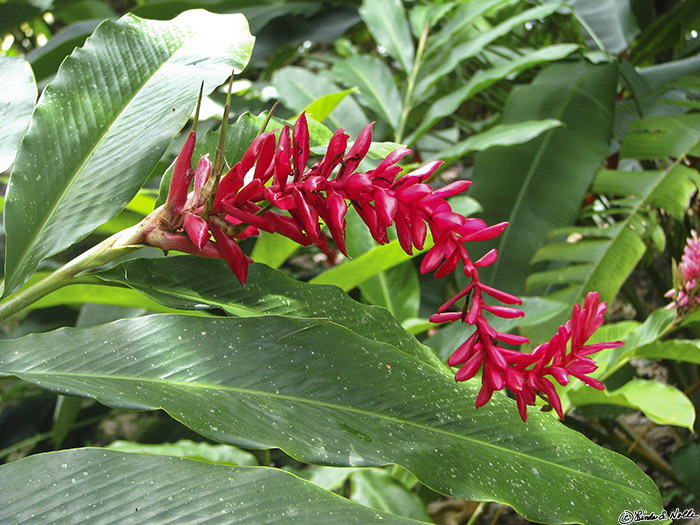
[
  {"x1": 0, "y1": 314, "x2": 662, "y2": 524},
  {"x1": 0, "y1": 449, "x2": 417, "y2": 524},
  {"x1": 97, "y1": 256, "x2": 441, "y2": 368},
  {"x1": 3, "y1": 10, "x2": 254, "y2": 296}
]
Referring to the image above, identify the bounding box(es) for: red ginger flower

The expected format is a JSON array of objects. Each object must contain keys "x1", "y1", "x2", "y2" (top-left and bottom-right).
[
  {"x1": 151, "y1": 111, "x2": 619, "y2": 421},
  {"x1": 665, "y1": 230, "x2": 700, "y2": 313}
]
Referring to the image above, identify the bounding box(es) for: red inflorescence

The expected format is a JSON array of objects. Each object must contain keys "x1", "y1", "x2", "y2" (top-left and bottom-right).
[{"x1": 153, "y1": 113, "x2": 621, "y2": 421}]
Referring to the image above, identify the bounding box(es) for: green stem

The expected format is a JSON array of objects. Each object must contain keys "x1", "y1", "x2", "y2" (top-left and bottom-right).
[
  {"x1": 0, "y1": 209, "x2": 160, "y2": 321},
  {"x1": 395, "y1": 22, "x2": 429, "y2": 145}
]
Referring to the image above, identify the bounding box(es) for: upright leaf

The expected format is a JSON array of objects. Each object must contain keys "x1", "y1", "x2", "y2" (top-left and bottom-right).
[
  {"x1": 0, "y1": 449, "x2": 417, "y2": 524},
  {"x1": 471, "y1": 61, "x2": 618, "y2": 295},
  {"x1": 0, "y1": 315, "x2": 662, "y2": 524},
  {"x1": 2, "y1": 10, "x2": 254, "y2": 296},
  {"x1": 358, "y1": 0, "x2": 414, "y2": 74},
  {"x1": 0, "y1": 57, "x2": 36, "y2": 173}
]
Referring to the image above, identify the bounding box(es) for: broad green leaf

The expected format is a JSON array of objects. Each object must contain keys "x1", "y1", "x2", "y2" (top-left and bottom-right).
[
  {"x1": 106, "y1": 439, "x2": 258, "y2": 466},
  {"x1": 272, "y1": 67, "x2": 367, "y2": 136},
  {"x1": 408, "y1": 44, "x2": 579, "y2": 143},
  {"x1": 302, "y1": 88, "x2": 358, "y2": 124},
  {"x1": 634, "y1": 339, "x2": 700, "y2": 366},
  {"x1": 0, "y1": 57, "x2": 36, "y2": 173},
  {"x1": 350, "y1": 468, "x2": 431, "y2": 522},
  {"x1": 332, "y1": 55, "x2": 402, "y2": 131},
  {"x1": 358, "y1": 0, "x2": 414, "y2": 74},
  {"x1": 97, "y1": 256, "x2": 442, "y2": 369},
  {"x1": 0, "y1": 315, "x2": 662, "y2": 524},
  {"x1": 415, "y1": 3, "x2": 565, "y2": 98},
  {"x1": 566, "y1": 379, "x2": 695, "y2": 430},
  {"x1": 471, "y1": 61, "x2": 617, "y2": 295},
  {"x1": 437, "y1": 119, "x2": 562, "y2": 164},
  {"x1": 570, "y1": 0, "x2": 639, "y2": 54},
  {"x1": 251, "y1": 232, "x2": 299, "y2": 269},
  {"x1": 2, "y1": 10, "x2": 254, "y2": 297},
  {"x1": 0, "y1": 449, "x2": 416, "y2": 524}
]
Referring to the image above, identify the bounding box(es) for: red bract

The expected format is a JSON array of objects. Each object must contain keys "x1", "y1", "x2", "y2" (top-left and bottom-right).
[
  {"x1": 666, "y1": 230, "x2": 700, "y2": 313},
  {"x1": 151, "y1": 112, "x2": 620, "y2": 420}
]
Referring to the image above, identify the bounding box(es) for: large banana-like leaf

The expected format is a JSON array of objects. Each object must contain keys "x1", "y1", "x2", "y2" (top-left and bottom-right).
[
  {"x1": 527, "y1": 113, "x2": 700, "y2": 309},
  {"x1": 0, "y1": 449, "x2": 419, "y2": 524},
  {"x1": 2, "y1": 10, "x2": 254, "y2": 297},
  {"x1": 569, "y1": 0, "x2": 639, "y2": 54},
  {"x1": 0, "y1": 314, "x2": 662, "y2": 524},
  {"x1": 470, "y1": 60, "x2": 618, "y2": 295}
]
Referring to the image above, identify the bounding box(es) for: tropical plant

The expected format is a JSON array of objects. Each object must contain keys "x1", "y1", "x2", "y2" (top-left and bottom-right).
[{"x1": 2, "y1": 0, "x2": 700, "y2": 523}]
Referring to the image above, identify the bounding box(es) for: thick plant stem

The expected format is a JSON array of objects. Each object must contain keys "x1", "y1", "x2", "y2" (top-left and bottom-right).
[{"x1": 0, "y1": 208, "x2": 161, "y2": 321}]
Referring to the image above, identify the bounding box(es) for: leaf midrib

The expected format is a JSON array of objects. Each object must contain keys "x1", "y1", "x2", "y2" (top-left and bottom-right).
[
  {"x1": 489, "y1": 68, "x2": 588, "y2": 281},
  {"x1": 15, "y1": 366, "x2": 642, "y2": 493},
  {"x1": 8, "y1": 18, "x2": 183, "y2": 288}
]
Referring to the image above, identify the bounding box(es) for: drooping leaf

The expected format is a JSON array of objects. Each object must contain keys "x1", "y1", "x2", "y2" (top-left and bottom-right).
[
  {"x1": 2, "y1": 10, "x2": 254, "y2": 297},
  {"x1": 0, "y1": 56, "x2": 36, "y2": 173},
  {"x1": 358, "y1": 0, "x2": 414, "y2": 74},
  {"x1": 106, "y1": 439, "x2": 259, "y2": 466},
  {"x1": 332, "y1": 55, "x2": 403, "y2": 130},
  {"x1": 97, "y1": 256, "x2": 441, "y2": 369},
  {"x1": 566, "y1": 379, "x2": 695, "y2": 430},
  {"x1": 471, "y1": 60, "x2": 618, "y2": 296},
  {"x1": 0, "y1": 449, "x2": 417, "y2": 524},
  {"x1": 0, "y1": 314, "x2": 662, "y2": 524}
]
